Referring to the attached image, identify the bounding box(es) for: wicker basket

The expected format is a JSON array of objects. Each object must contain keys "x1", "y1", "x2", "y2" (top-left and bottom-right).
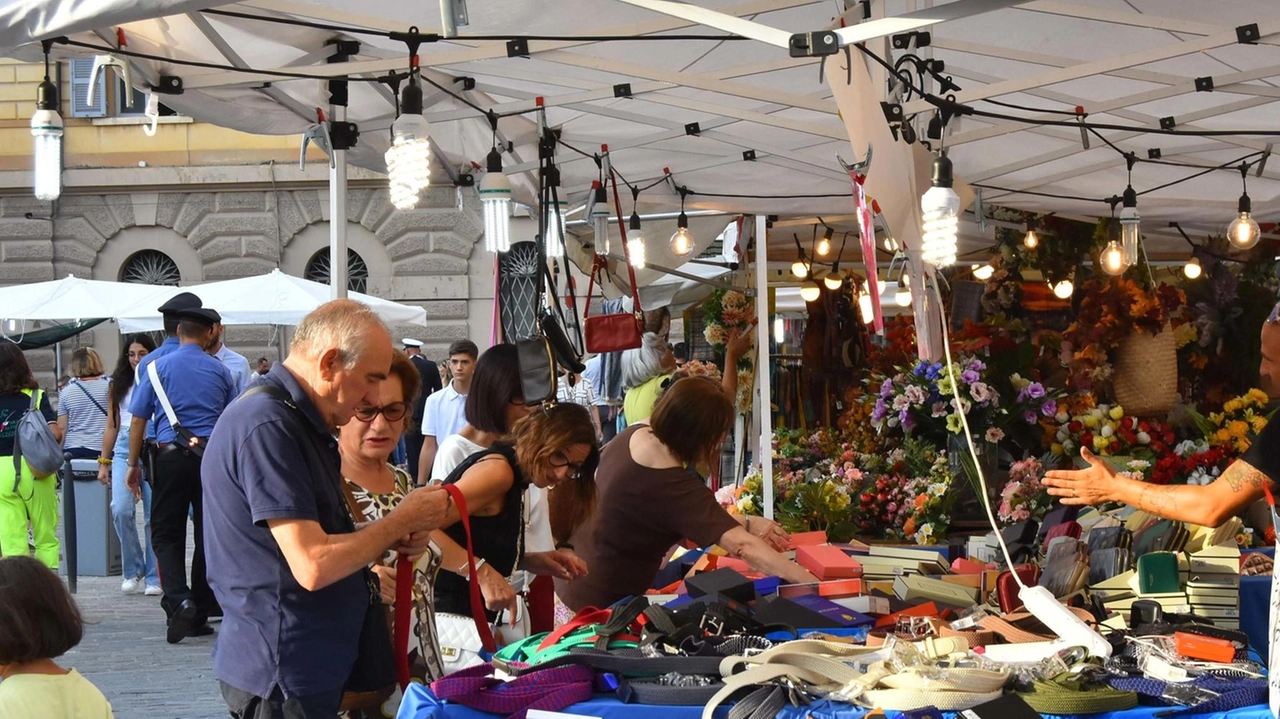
[{"x1": 1111, "y1": 324, "x2": 1177, "y2": 416}]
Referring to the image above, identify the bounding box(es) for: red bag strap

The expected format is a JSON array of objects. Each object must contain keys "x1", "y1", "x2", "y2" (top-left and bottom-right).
[
  {"x1": 394, "y1": 554, "x2": 413, "y2": 690},
  {"x1": 535, "y1": 606, "x2": 613, "y2": 652},
  {"x1": 442, "y1": 483, "x2": 498, "y2": 653}
]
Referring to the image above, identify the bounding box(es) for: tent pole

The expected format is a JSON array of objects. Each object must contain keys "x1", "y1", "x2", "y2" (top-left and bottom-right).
[
  {"x1": 753, "y1": 214, "x2": 773, "y2": 521},
  {"x1": 329, "y1": 103, "x2": 348, "y2": 301}
]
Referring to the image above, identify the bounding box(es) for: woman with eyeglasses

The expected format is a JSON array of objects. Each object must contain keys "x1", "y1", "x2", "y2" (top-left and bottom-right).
[
  {"x1": 337, "y1": 350, "x2": 448, "y2": 697},
  {"x1": 560, "y1": 375, "x2": 816, "y2": 612},
  {"x1": 433, "y1": 403, "x2": 598, "y2": 635}
]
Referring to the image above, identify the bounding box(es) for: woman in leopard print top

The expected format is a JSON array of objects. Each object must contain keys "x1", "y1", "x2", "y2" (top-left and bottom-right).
[{"x1": 338, "y1": 351, "x2": 444, "y2": 717}]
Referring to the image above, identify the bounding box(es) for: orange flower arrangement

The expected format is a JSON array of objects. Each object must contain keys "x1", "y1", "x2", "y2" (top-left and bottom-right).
[{"x1": 1062, "y1": 278, "x2": 1185, "y2": 390}]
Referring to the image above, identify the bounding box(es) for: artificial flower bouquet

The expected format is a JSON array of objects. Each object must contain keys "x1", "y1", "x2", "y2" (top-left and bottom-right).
[
  {"x1": 997, "y1": 456, "x2": 1054, "y2": 525},
  {"x1": 1049, "y1": 402, "x2": 1176, "y2": 464},
  {"x1": 1062, "y1": 278, "x2": 1185, "y2": 390},
  {"x1": 1188, "y1": 388, "x2": 1273, "y2": 454},
  {"x1": 702, "y1": 288, "x2": 755, "y2": 412}
]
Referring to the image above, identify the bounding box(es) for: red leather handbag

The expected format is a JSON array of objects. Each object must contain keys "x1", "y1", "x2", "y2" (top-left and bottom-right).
[{"x1": 583, "y1": 169, "x2": 644, "y2": 354}]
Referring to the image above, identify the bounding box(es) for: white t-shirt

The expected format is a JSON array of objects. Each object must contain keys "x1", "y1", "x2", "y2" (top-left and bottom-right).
[
  {"x1": 431, "y1": 434, "x2": 555, "y2": 560},
  {"x1": 421, "y1": 380, "x2": 468, "y2": 440},
  {"x1": 0, "y1": 669, "x2": 115, "y2": 718}
]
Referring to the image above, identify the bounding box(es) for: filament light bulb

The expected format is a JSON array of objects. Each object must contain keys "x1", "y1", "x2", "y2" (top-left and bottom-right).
[
  {"x1": 1228, "y1": 192, "x2": 1261, "y2": 250},
  {"x1": 816, "y1": 228, "x2": 833, "y2": 257},
  {"x1": 1101, "y1": 240, "x2": 1127, "y2": 276},
  {"x1": 1023, "y1": 229, "x2": 1039, "y2": 249},
  {"x1": 669, "y1": 212, "x2": 694, "y2": 258},
  {"x1": 1119, "y1": 187, "x2": 1140, "y2": 265},
  {"x1": 627, "y1": 212, "x2": 646, "y2": 269}
]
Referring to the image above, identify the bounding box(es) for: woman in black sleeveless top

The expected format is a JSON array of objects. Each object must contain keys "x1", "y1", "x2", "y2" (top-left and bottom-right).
[{"x1": 434, "y1": 403, "x2": 599, "y2": 621}]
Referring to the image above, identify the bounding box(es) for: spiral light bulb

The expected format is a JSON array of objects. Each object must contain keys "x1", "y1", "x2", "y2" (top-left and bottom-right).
[
  {"x1": 921, "y1": 153, "x2": 960, "y2": 268},
  {"x1": 385, "y1": 79, "x2": 431, "y2": 210}
]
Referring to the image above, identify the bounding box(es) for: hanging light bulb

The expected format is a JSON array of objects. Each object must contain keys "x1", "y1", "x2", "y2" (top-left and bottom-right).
[
  {"x1": 1101, "y1": 240, "x2": 1127, "y2": 276},
  {"x1": 1023, "y1": 228, "x2": 1039, "y2": 249},
  {"x1": 800, "y1": 280, "x2": 821, "y2": 303},
  {"x1": 791, "y1": 258, "x2": 809, "y2": 278},
  {"x1": 895, "y1": 285, "x2": 912, "y2": 307},
  {"x1": 1228, "y1": 192, "x2": 1261, "y2": 250},
  {"x1": 544, "y1": 198, "x2": 567, "y2": 259},
  {"x1": 31, "y1": 48, "x2": 62, "y2": 202},
  {"x1": 589, "y1": 182, "x2": 611, "y2": 256},
  {"x1": 479, "y1": 148, "x2": 512, "y2": 253},
  {"x1": 1119, "y1": 186, "x2": 1140, "y2": 266},
  {"x1": 972, "y1": 264, "x2": 995, "y2": 281},
  {"x1": 1053, "y1": 279, "x2": 1074, "y2": 300},
  {"x1": 857, "y1": 291, "x2": 874, "y2": 324},
  {"x1": 816, "y1": 227, "x2": 833, "y2": 257},
  {"x1": 627, "y1": 210, "x2": 646, "y2": 269},
  {"x1": 385, "y1": 68, "x2": 431, "y2": 210},
  {"x1": 900, "y1": 269, "x2": 911, "y2": 288},
  {"x1": 1183, "y1": 256, "x2": 1203, "y2": 279},
  {"x1": 669, "y1": 212, "x2": 694, "y2": 258},
  {"x1": 921, "y1": 152, "x2": 960, "y2": 268},
  {"x1": 773, "y1": 316, "x2": 785, "y2": 344},
  {"x1": 823, "y1": 267, "x2": 844, "y2": 291}
]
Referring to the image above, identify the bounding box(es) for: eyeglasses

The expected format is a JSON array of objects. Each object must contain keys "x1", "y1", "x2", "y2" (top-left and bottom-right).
[
  {"x1": 354, "y1": 402, "x2": 408, "y2": 423},
  {"x1": 1269, "y1": 302, "x2": 1280, "y2": 325},
  {"x1": 548, "y1": 452, "x2": 584, "y2": 477}
]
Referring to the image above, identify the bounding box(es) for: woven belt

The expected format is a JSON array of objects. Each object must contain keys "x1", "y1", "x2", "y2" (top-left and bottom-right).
[
  {"x1": 430, "y1": 663, "x2": 593, "y2": 719},
  {"x1": 1110, "y1": 674, "x2": 1267, "y2": 716},
  {"x1": 1017, "y1": 672, "x2": 1138, "y2": 715}
]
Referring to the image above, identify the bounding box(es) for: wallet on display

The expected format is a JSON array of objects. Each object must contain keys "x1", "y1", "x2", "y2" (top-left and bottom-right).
[{"x1": 1087, "y1": 525, "x2": 1132, "y2": 552}]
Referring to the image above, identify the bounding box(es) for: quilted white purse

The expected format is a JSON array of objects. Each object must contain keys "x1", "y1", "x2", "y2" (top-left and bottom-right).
[{"x1": 436, "y1": 612, "x2": 488, "y2": 675}]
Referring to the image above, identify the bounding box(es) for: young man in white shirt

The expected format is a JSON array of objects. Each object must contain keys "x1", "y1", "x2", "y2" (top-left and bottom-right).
[{"x1": 416, "y1": 339, "x2": 477, "y2": 486}]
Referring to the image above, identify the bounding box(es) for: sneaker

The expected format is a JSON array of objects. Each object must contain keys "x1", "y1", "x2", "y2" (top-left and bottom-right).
[
  {"x1": 144, "y1": 584, "x2": 163, "y2": 596},
  {"x1": 121, "y1": 576, "x2": 143, "y2": 594}
]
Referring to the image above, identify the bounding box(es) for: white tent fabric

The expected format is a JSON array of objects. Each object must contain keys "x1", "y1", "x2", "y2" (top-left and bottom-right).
[
  {"x1": 0, "y1": 274, "x2": 174, "y2": 322},
  {"x1": 2, "y1": 1, "x2": 1279, "y2": 263},
  {"x1": 115, "y1": 268, "x2": 428, "y2": 331}
]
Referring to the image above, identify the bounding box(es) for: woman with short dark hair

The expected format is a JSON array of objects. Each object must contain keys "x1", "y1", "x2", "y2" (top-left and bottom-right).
[
  {"x1": 560, "y1": 375, "x2": 815, "y2": 611},
  {"x1": 0, "y1": 343, "x2": 62, "y2": 569},
  {"x1": 0, "y1": 556, "x2": 114, "y2": 717}
]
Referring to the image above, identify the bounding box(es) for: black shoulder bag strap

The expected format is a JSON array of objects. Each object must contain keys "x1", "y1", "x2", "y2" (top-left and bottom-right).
[{"x1": 71, "y1": 379, "x2": 109, "y2": 417}]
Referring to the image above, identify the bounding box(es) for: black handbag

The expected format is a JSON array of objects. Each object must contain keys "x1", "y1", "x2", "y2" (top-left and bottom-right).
[{"x1": 517, "y1": 334, "x2": 558, "y2": 405}]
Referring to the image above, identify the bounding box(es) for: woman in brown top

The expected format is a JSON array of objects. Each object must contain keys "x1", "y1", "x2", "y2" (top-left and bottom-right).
[{"x1": 560, "y1": 375, "x2": 816, "y2": 611}]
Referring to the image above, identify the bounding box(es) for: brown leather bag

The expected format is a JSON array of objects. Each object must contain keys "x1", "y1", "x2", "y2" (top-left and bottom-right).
[{"x1": 583, "y1": 169, "x2": 644, "y2": 354}]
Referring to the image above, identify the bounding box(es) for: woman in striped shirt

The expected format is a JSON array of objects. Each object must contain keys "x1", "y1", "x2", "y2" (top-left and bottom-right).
[{"x1": 57, "y1": 348, "x2": 111, "y2": 461}]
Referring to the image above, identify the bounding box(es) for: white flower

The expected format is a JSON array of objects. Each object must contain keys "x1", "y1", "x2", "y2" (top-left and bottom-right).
[
  {"x1": 1055, "y1": 411, "x2": 1069, "y2": 424},
  {"x1": 892, "y1": 395, "x2": 911, "y2": 412},
  {"x1": 704, "y1": 324, "x2": 725, "y2": 346},
  {"x1": 1136, "y1": 431, "x2": 1151, "y2": 445},
  {"x1": 1100, "y1": 425, "x2": 1113, "y2": 438},
  {"x1": 737, "y1": 497, "x2": 755, "y2": 513},
  {"x1": 904, "y1": 385, "x2": 927, "y2": 405},
  {"x1": 931, "y1": 402, "x2": 949, "y2": 418},
  {"x1": 985, "y1": 427, "x2": 1005, "y2": 443},
  {"x1": 929, "y1": 482, "x2": 948, "y2": 497},
  {"x1": 1009, "y1": 373, "x2": 1031, "y2": 391},
  {"x1": 915, "y1": 523, "x2": 934, "y2": 543},
  {"x1": 1127, "y1": 459, "x2": 1150, "y2": 471},
  {"x1": 715, "y1": 486, "x2": 737, "y2": 506}
]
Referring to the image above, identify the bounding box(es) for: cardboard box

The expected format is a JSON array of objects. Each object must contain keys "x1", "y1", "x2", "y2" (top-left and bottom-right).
[
  {"x1": 752, "y1": 595, "x2": 844, "y2": 629},
  {"x1": 788, "y1": 530, "x2": 829, "y2": 547},
  {"x1": 833, "y1": 595, "x2": 890, "y2": 615},
  {"x1": 753, "y1": 576, "x2": 781, "y2": 597},
  {"x1": 795, "y1": 545, "x2": 863, "y2": 580},
  {"x1": 776, "y1": 578, "x2": 865, "y2": 600},
  {"x1": 684, "y1": 567, "x2": 756, "y2": 604},
  {"x1": 790, "y1": 594, "x2": 874, "y2": 627}
]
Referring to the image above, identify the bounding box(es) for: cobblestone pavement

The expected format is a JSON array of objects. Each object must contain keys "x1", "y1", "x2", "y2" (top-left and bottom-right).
[{"x1": 63, "y1": 519, "x2": 228, "y2": 719}]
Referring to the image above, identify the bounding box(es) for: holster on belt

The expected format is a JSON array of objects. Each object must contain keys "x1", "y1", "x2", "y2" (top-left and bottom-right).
[{"x1": 144, "y1": 441, "x2": 157, "y2": 485}]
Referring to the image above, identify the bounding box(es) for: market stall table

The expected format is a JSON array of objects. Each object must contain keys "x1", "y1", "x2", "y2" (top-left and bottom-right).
[{"x1": 397, "y1": 684, "x2": 1272, "y2": 719}]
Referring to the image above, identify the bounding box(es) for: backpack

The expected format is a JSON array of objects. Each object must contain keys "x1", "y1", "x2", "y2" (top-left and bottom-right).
[{"x1": 12, "y1": 388, "x2": 63, "y2": 488}]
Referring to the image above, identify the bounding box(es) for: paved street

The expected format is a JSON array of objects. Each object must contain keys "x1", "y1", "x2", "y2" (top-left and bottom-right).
[{"x1": 61, "y1": 516, "x2": 227, "y2": 718}]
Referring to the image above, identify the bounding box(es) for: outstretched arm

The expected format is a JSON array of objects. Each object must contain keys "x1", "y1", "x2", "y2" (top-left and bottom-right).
[{"x1": 1043, "y1": 447, "x2": 1270, "y2": 527}]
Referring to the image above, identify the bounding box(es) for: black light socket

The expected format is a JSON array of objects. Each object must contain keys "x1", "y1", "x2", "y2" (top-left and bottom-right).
[
  {"x1": 628, "y1": 212, "x2": 641, "y2": 231},
  {"x1": 486, "y1": 147, "x2": 503, "y2": 173},
  {"x1": 35, "y1": 79, "x2": 58, "y2": 111},
  {"x1": 930, "y1": 152, "x2": 954, "y2": 188},
  {"x1": 677, "y1": 211, "x2": 689, "y2": 229},
  {"x1": 1239, "y1": 192, "x2": 1252, "y2": 214},
  {"x1": 1122, "y1": 185, "x2": 1137, "y2": 209},
  {"x1": 399, "y1": 77, "x2": 423, "y2": 115}
]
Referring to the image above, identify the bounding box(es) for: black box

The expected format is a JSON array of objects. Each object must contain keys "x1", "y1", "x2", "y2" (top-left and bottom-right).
[
  {"x1": 684, "y1": 567, "x2": 756, "y2": 604},
  {"x1": 751, "y1": 595, "x2": 843, "y2": 629}
]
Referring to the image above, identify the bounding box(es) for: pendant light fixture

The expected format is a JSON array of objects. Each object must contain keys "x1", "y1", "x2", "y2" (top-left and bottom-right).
[
  {"x1": 823, "y1": 268, "x2": 844, "y2": 291},
  {"x1": 1101, "y1": 240, "x2": 1126, "y2": 276},
  {"x1": 1023, "y1": 218, "x2": 1039, "y2": 250},
  {"x1": 544, "y1": 197, "x2": 567, "y2": 259},
  {"x1": 1183, "y1": 256, "x2": 1203, "y2": 279},
  {"x1": 800, "y1": 279, "x2": 821, "y2": 303},
  {"x1": 857, "y1": 287, "x2": 874, "y2": 324},
  {"x1": 669, "y1": 187, "x2": 694, "y2": 258},
  {"x1": 385, "y1": 57, "x2": 432, "y2": 210},
  {"x1": 790, "y1": 234, "x2": 810, "y2": 278},
  {"x1": 1118, "y1": 157, "x2": 1140, "y2": 267},
  {"x1": 972, "y1": 264, "x2": 994, "y2": 281},
  {"x1": 815, "y1": 223, "x2": 833, "y2": 257},
  {"x1": 921, "y1": 151, "x2": 960, "y2": 269},
  {"x1": 627, "y1": 186, "x2": 645, "y2": 269},
  {"x1": 1052, "y1": 278, "x2": 1074, "y2": 300},
  {"x1": 589, "y1": 181, "x2": 611, "y2": 256},
  {"x1": 773, "y1": 316, "x2": 785, "y2": 344},
  {"x1": 480, "y1": 146, "x2": 512, "y2": 253},
  {"x1": 31, "y1": 41, "x2": 62, "y2": 202},
  {"x1": 1227, "y1": 163, "x2": 1261, "y2": 250}
]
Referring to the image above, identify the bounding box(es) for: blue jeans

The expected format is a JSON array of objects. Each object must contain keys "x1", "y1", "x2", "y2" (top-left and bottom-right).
[{"x1": 112, "y1": 430, "x2": 157, "y2": 584}]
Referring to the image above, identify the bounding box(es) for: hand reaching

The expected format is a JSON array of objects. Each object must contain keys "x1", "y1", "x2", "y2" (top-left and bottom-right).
[
  {"x1": 747, "y1": 516, "x2": 791, "y2": 552},
  {"x1": 477, "y1": 563, "x2": 517, "y2": 614},
  {"x1": 1042, "y1": 447, "x2": 1118, "y2": 506},
  {"x1": 524, "y1": 550, "x2": 588, "y2": 581}
]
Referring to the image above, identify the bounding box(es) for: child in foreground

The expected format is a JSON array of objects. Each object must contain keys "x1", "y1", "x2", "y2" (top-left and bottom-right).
[{"x1": 0, "y1": 555, "x2": 114, "y2": 718}]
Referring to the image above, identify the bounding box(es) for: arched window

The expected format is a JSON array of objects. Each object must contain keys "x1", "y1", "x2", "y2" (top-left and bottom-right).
[
  {"x1": 120, "y1": 249, "x2": 181, "y2": 285},
  {"x1": 305, "y1": 248, "x2": 368, "y2": 294}
]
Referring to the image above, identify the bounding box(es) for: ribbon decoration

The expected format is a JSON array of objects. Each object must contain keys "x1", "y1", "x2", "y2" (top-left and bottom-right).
[{"x1": 840, "y1": 146, "x2": 883, "y2": 333}]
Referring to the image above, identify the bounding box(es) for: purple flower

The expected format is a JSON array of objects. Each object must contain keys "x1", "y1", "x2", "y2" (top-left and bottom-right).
[
  {"x1": 880, "y1": 378, "x2": 895, "y2": 398},
  {"x1": 968, "y1": 359, "x2": 987, "y2": 373},
  {"x1": 961, "y1": 369, "x2": 980, "y2": 384},
  {"x1": 872, "y1": 398, "x2": 888, "y2": 421},
  {"x1": 1025, "y1": 382, "x2": 1046, "y2": 399},
  {"x1": 1041, "y1": 399, "x2": 1058, "y2": 418},
  {"x1": 1024, "y1": 410, "x2": 1038, "y2": 425},
  {"x1": 900, "y1": 410, "x2": 916, "y2": 432}
]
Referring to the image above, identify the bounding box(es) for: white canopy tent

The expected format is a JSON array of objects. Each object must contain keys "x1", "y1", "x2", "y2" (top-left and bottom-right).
[
  {"x1": 115, "y1": 268, "x2": 428, "y2": 331},
  {"x1": 0, "y1": 274, "x2": 174, "y2": 322}
]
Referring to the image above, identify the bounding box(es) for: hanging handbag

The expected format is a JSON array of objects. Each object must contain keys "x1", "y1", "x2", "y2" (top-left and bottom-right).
[
  {"x1": 434, "y1": 483, "x2": 500, "y2": 675},
  {"x1": 582, "y1": 168, "x2": 644, "y2": 354},
  {"x1": 517, "y1": 334, "x2": 558, "y2": 405}
]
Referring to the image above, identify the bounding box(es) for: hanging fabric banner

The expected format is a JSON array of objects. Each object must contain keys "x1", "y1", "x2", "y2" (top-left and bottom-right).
[{"x1": 841, "y1": 149, "x2": 883, "y2": 334}]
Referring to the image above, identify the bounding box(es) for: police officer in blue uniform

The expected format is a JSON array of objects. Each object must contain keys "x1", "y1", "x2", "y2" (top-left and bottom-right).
[{"x1": 127, "y1": 306, "x2": 236, "y2": 643}]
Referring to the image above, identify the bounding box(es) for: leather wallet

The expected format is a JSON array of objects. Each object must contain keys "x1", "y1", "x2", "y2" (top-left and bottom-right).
[
  {"x1": 1001, "y1": 521, "x2": 1039, "y2": 567},
  {"x1": 1039, "y1": 556, "x2": 1090, "y2": 598},
  {"x1": 1137, "y1": 552, "x2": 1181, "y2": 595},
  {"x1": 996, "y1": 564, "x2": 1041, "y2": 613},
  {"x1": 1088, "y1": 525, "x2": 1132, "y2": 552},
  {"x1": 1087, "y1": 547, "x2": 1131, "y2": 585},
  {"x1": 1036, "y1": 505, "x2": 1080, "y2": 545},
  {"x1": 1134, "y1": 519, "x2": 1188, "y2": 555},
  {"x1": 1044, "y1": 537, "x2": 1085, "y2": 565},
  {"x1": 1043, "y1": 521, "x2": 1082, "y2": 549}
]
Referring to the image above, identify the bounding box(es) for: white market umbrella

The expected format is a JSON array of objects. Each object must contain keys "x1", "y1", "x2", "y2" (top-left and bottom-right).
[
  {"x1": 115, "y1": 269, "x2": 427, "y2": 332},
  {"x1": 0, "y1": 274, "x2": 172, "y2": 322}
]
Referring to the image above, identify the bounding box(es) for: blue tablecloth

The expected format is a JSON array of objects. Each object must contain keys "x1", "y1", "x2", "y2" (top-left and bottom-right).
[{"x1": 398, "y1": 685, "x2": 1272, "y2": 719}]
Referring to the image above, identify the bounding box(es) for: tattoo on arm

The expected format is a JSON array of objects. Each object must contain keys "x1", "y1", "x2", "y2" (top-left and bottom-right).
[
  {"x1": 1138, "y1": 484, "x2": 1177, "y2": 516},
  {"x1": 1224, "y1": 463, "x2": 1268, "y2": 494}
]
